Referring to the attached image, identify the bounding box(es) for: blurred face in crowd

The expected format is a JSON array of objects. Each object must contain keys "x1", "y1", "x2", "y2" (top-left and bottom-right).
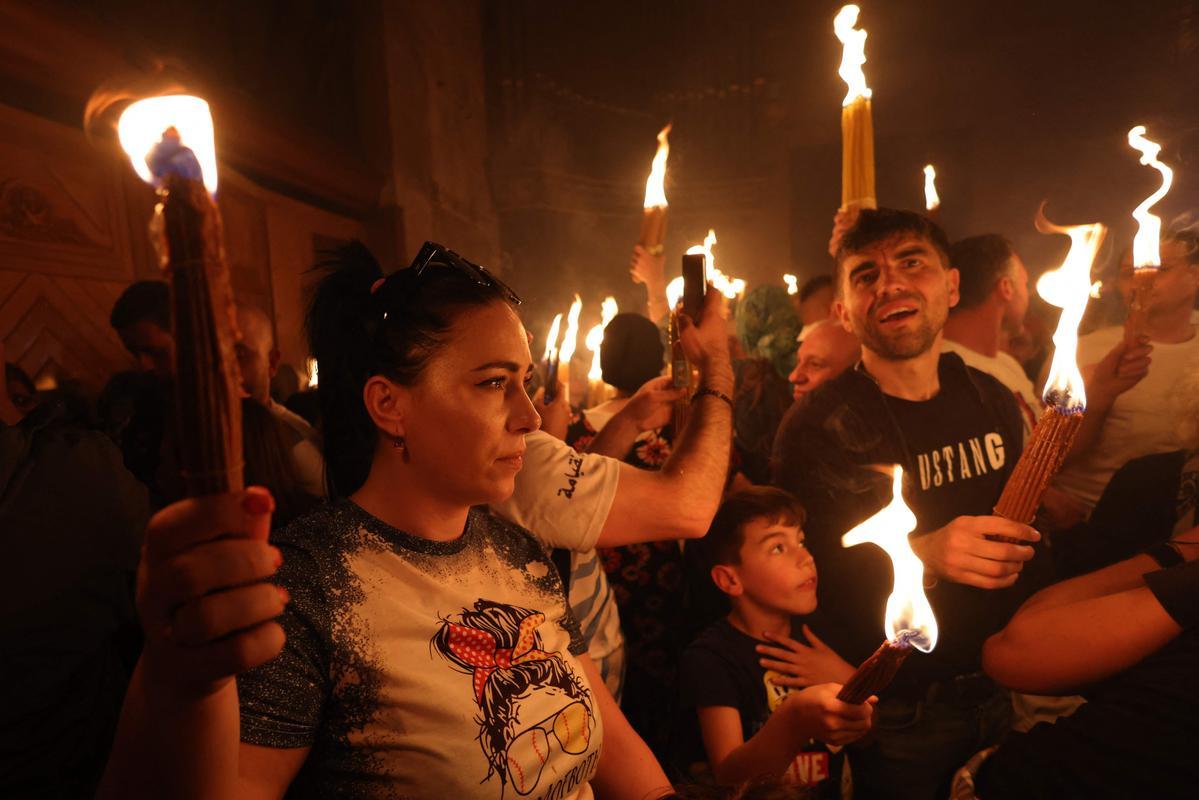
[
  {"x1": 788, "y1": 320, "x2": 861, "y2": 400},
  {"x1": 117, "y1": 320, "x2": 175, "y2": 379},
  {"x1": 1001, "y1": 254, "x2": 1031, "y2": 335},
  {"x1": 836, "y1": 233, "x2": 960, "y2": 361},
  {"x1": 1117, "y1": 239, "x2": 1199, "y2": 316},
  {"x1": 799, "y1": 284, "x2": 835, "y2": 325},
  {"x1": 715, "y1": 518, "x2": 818, "y2": 617},
  {"x1": 235, "y1": 305, "x2": 280, "y2": 405}
]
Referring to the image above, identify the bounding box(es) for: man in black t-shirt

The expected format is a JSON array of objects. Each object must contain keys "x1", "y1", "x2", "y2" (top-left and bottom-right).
[{"x1": 772, "y1": 209, "x2": 1043, "y2": 800}]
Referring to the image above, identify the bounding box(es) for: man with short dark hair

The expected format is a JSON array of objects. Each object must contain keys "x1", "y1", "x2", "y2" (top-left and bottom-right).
[
  {"x1": 943, "y1": 235, "x2": 1040, "y2": 438},
  {"x1": 773, "y1": 208, "x2": 1042, "y2": 800},
  {"x1": 109, "y1": 281, "x2": 174, "y2": 379},
  {"x1": 797, "y1": 274, "x2": 835, "y2": 329}
]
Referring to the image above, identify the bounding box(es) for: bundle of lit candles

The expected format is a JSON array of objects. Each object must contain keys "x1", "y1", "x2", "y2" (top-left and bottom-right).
[{"x1": 112, "y1": 95, "x2": 243, "y2": 498}]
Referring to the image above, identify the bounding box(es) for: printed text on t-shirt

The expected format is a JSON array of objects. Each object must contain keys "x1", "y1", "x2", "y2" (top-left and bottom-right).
[{"x1": 915, "y1": 433, "x2": 1006, "y2": 491}]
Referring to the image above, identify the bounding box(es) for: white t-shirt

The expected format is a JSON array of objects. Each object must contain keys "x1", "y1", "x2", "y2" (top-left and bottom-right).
[
  {"x1": 240, "y1": 502, "x2": 602, "y2": 800},
  {"x1": 1052, "y1": 323, "x2": 1199, "y2": 508},
  {"x1": 942, "y1": 340, "x2": 1042, "y2": 444},
  {"x1": 493, "y1": 431, "x2": 626, "y2": 699},
  {"x1": 269, "y1": 399, "x2": 326, "y2": 498}
]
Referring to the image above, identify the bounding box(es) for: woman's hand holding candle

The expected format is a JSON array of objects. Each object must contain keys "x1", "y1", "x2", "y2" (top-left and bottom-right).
[
  {"x1": 532, "y1": 381, "x2": 570, "y2": 442},
  {"x1": 137, "y1": 487, "x2": 285, "y2": 696},
  {"x1": 909, "y1": 516, "x2": 1040, "y2": 590}
]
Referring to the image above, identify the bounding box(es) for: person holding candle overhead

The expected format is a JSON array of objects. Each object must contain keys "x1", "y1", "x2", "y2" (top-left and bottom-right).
[
  {"x1": 1051, "y1": 218, "x2": 1199, "y2": 518},
  {"x1": 772, "y1": 208, "x2": 1042, "y2": 800}
]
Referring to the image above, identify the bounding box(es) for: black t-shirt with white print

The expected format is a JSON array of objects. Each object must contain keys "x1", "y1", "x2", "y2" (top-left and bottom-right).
[
  {"x1": 238, "y1": 501, "x2": 603, "y2": 800},
  {"x1": 773, "y1": 353, "x2": 1037, "y2": 700},
  {"x1": 679, "y1": 617, "x2": 844, "y2": 798}
]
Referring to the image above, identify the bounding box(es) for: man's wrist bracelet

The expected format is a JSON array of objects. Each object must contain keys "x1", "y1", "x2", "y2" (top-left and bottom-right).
[{"x1": 693, "y1": 387, "x2": 733, "y2": 409}]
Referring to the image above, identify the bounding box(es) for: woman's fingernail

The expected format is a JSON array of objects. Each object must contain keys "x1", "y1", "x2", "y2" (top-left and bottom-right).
[
  {"x1": 277, "y1": 586, "x2": 290, "y2": 605},
  {"x1": 242, "y1": 487, "x2": 275, "y2": 516},
  {"x1": 270, "y1": 546, "x2": 283, "y2": 569}
]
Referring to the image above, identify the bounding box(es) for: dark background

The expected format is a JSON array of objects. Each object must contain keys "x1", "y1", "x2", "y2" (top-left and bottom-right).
[{"x1": 3, "y1": 0, "x2": 1198, "y2": 346}]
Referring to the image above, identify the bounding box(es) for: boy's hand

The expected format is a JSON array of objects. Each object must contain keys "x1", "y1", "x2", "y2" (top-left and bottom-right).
[
  {"x1": 911, "y1": 515, "x2": 1040, "y2": 589},
  {"x1": 757, "y1": 625, "x2": 855, "y2": 688},
  {"x1": 785, "y1": 683, "x2": 875, "y2": 746},
  {"x1": 138, "y1": 487, "x2": 286, "y2": 698}
]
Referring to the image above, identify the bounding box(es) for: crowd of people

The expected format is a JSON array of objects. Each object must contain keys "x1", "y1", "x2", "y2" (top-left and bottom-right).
[{"x1": 2, "y1": 204, "x2": 1197, "y2": 799}]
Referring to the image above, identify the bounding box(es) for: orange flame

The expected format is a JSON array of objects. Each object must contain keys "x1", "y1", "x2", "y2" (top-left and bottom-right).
[
  {"x1": 784, "y1": 274, "x2": 799, "y2": 295},
  {"x1": 542, "y1": 313, "x2": 563, "y2": 363},
  {"x1": 1127, "y1": 126, "x2": 1174, "y2": 270},
  {"x1": 1034, "y1": 204, "x2": 1107, "y2": 411},
  {"x1": 306, "y1": 358, "x2": 318, "y2": 389},
  {"x1": 686, "y1": 229, "x2": 746, "y2": 299},
  {"x1": 834, "y1": 5, "x2": 872, "y2": 106},
  {"x1": 117, "y1": 95, "x2": 219, "y2": 195},
  {"x1": 643, "y1": 124, "x2": 672, "y2": 209},
  {"x1": 923, "y1": 165, "x2": 940, "y2": 211},
  {"x1": 558, "y1": 295, "x2": 584, "y2": 366},
  {"x1": 586, "y1": 297, "x2": 619, "y2": 382},
  {"x1": 841, "y1": 467, "x2": 937, "y2": 651}
]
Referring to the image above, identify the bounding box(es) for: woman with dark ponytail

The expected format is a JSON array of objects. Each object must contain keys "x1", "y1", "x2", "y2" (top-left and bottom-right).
[{"x1": 99, "y1": 242, "x2": 671, "y2": 799}]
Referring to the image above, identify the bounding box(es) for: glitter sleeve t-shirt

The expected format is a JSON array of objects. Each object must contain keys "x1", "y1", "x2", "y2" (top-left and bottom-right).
[{"x1": 238, "y1": 501, "x2": 603, "y2": 800}]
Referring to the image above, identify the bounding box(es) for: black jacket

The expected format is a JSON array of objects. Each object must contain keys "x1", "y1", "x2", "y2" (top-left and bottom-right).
[{"x1": 772, "y1": 352, "x2": 1039, "y2": 699}]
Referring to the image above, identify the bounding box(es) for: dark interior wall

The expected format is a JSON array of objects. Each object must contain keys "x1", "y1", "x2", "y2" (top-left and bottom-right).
[{"x1": 484, "y1": 0, "x2": 1199, "y2": 343}]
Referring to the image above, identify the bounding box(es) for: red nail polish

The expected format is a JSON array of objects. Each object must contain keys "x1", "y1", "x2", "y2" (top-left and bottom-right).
[{"x1": 242, "y1": 487, "x2": 275, "y2": 516}]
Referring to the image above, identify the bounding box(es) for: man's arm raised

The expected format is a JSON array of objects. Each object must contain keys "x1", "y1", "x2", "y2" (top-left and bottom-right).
[{"x1": 597, "y1": 287, "x2": 733, "y2": 547}]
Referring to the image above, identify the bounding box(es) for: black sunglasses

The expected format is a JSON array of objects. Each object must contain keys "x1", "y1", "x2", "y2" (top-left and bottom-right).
[{"x1": 408, "y1": 241, "x2": 522, "y2": 305}]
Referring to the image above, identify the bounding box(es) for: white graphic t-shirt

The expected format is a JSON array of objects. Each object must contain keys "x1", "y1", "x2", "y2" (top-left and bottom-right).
[
  {"x1": 942, "y1": 339, "x2": 1042, "y2": 444},
  {"x1": 239, "y1": 502, "x2": 603, "y2": 800},
  {"x1": 1053, "y1": 323, "x2": 1199, "y2": 508},
  {"x1": 493, "y1": 431, "x2": 626, "y2": 699}
]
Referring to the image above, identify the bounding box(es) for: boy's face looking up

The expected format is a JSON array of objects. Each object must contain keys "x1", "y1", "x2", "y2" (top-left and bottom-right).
[{"x1": 713, "y1": 518, "x2": 818, "y2": 617}]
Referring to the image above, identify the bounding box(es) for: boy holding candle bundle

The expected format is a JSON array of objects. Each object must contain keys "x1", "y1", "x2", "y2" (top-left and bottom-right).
[{"x1": 678, "y1": 487, "x2": 874, "y2": 797}]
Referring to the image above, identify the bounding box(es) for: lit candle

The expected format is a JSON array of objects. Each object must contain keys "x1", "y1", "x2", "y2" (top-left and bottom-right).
[
  {"x1": 639, "y1": 124, "x2": 672, "y2": 255},
  {"x1": 993, "y1": 205, "x2": 1106, "y2": 525},
  {"x1": 923, "y1": 164, "x2": 940, "y2": 212},
  {"x1": 835, "y1": 5, "x2": 876, "y2": 212},
  {"x1": 116, "y1": 95, "x2": 243, "y2": 496},
  {"x1": 541, "y1": 313, "x2": 563, "y2": 403},
  {"x1": 557, "y1": 295, "x2": 583, "y2": 402},
  {"x1": 1124, "y1": 125, "x2": 1174, "y2": 343},
  {"x1": 838, "y1": 467, "x2": 937, "y2": 702},
  {"x1": 585, "y1": 297, "x2": 619, "y2": 406}
]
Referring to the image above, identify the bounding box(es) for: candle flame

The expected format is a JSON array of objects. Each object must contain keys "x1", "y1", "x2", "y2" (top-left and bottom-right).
[
  {"x1": 586, "y1": 296, "x2": 620, "y2": 381},
  {"x1": 665, "y1": 276, "x2": 685, "y2": 311},
  {"x1": 306, "y1": 357, "x2": 318, "y2": 389},
  {"x1": 1127, "y1": 125, "x2": 1174, "y2": 270},
  {"x1": 542, "y1": 313, "x2": 563, "y2": 363},
  {"x1": 923, "y1": 165, "x2": 940, "y2": 211},
  {"x1": 558, "y1": 295, "x2": 584, "y2": 366},
  {"x1": 834, "y1": 5, "x2": 872, "y2": 106},
  {"x1": 117, "y1": 95, "x2": 219, "y2": 195},
  {"x1": 841, "y1": 466, "x2": 937, "y2": 652},
  {"x1": 643, "y1": 123, "x2": 672, "y2": 209},
  {"x1": 784, "y1": 274, "x2": 799, "y2": 295},
  {"x1": 686, "y1": 229, "x2": 746, "y2": 299},
  {"x1": 1034, "y1": 203, "x2": 1107, "y2": 412}
]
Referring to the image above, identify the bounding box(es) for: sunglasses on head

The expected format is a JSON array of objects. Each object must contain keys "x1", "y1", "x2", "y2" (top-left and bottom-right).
[{"x1": 408, "y1": 241, "x2": 522, "y2": 306}]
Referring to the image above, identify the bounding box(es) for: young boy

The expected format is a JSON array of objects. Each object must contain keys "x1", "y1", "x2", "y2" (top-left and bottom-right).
[{"x1": 679, "y1": 487, "x2": 873, "y2": 797}]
